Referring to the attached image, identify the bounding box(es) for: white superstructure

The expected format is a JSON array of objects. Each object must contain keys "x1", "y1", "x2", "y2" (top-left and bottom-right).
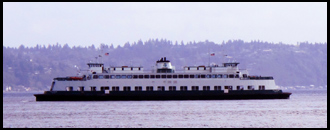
[{"x1": 51, "y1": 57, "x2": 278, "y2": 93}]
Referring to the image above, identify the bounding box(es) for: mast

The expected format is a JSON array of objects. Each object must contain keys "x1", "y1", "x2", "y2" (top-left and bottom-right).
[
  {"x1": 208, "y1": 47, "x2": 210, "y2": 67},
  {"x1": 100, "y1": 44, "x2": 104, "y2": 63}
]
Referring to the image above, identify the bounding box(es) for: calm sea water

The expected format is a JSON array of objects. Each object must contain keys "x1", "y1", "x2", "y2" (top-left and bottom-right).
[{"x1": 3, "y1": 89, "x2": 327, "y2": 128}]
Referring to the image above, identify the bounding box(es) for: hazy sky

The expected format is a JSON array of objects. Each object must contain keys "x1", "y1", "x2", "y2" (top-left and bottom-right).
[{"x1": 3, "y1": 2, "x2": 327, "y2": 48}]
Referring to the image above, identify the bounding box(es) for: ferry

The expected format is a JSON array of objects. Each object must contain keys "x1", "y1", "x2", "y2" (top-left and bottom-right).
[{"x1": 34, "y1": 57, "x2": 291, "y2": 101}]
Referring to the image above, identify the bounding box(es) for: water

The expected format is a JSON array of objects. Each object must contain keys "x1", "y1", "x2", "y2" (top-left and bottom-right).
[{"x1": 3, "y1": 89, "x2": 327, "y2": 128}]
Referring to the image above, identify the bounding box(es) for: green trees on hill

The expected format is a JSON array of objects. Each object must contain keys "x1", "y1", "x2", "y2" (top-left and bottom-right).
[{"x1": 3, "y1": 39, "x2": 327, "y2": 91}]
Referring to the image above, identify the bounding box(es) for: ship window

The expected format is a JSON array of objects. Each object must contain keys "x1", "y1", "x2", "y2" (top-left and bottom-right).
[
  {"x1": 200, "y1": 74, "x2": 206, "y2": 78},
  {"x1": 90, "y1": 86, "x2": 96, "y2": 91},
  {"x1": 180, "y1": 86, "x2": 188, "y2": 91},
  {"x1": 223, "y1": 74, "x2": 228, "y2": 78},
  {"x1": 172, "y1": 75, "x2": 178, "y2": 78},
  {"x1": 150, "y1": 75, "x2": 155, "y2": 78},
  {"x1": 248, "y1": 86, "x2": 254, "y2": 90},
  {"x1": 243, "y1": 74, "x2": 247, "y2": 78},
  {"x1": 66, "y1": 86, "x2": 73, "y2": 91},
  {"x1": 101, "y1": 86, "x2": 110, "y2": 91},
  {"x1": 127, "y1": 75, "x2": 132, "y2": 79},
  {"x1": 146, "y1": 86, "x2": 153, "y2": 91},
  {"x1": 229, "y1": 74, "x2": 234, "y2": 78},
  {"x1": 224, "y1": 86, "x2": 232, "y2": 90},
  {"x1": 184, "y1": 74, "x2": 189, "y2": 78},
  {"x1": 189, "y1": 74, "x2": 194, "y2": 78},
  {"x1": 157, "y1": 86, "x2": 165, "y2": 91},
  {"x1": 139, "y1": 75, "x2": 143, "y2": 79},
  {"x1": 123, "y1": 86, "x2": 131, "y2": 91},
  {"x1": 192, "y1": 86, "x2": 199, "y2": 91},
  {"x1": 169, "y1": 86, "x2": 176, "y2": 91},
  {"x1": 235, "y1": 74, "x2": 239, "y2": 78},
  {"x1": 178, "y1": 74, "x2": 183, "y2": 78},
  {"x1": 161, "y1": 75, "x2": 166, "y2": 78},
  {"x1": 217, "y1": 74, "x2": 222, "y2": 78},
  {"x1": 135, "y1": 86, "x2": 142, "y2": 91},
  {"x1": 78, "y1": 86, "x2": 84, "y2": 91},
  {"x1": 104, "y1": 75, "x2": 110, "y2": 79},
  {"x1": 203, "y1": 86, "x2": 210, "y2": 91},
  {"x1": 144, "y1": 75, "x2": 149, "y2": 79},
  {"x1": 110, "y1": 75, "x2": 115, "y2": 79},
  {"x1": 116, "y1": 75, "x2": 121, "y2": 79},
  {"x1": 194, "y1": 74, "x2": 199, "y2": 78},
  {"x1": 112, "y1": 86, "x2": 119, "y2": 91},
  {"x1": 87, "y1": 75, "x2": 92, "y2": 80},
  {"x1": 121, "y1": 75, "x2": 127, "y2": 79},
  {"x1": 167, "y1": 75, "x2": 172, "y2": 78},
  {"x1": 259, "y1": 85, "x2": 265, "y2": 90},
  {"x1": 204, "y1": 67, "x2": 206, "y2": 70},
  {"x1": 237, "y1": 86, "x2": 244, "y2": 90},
  {"x1": 156, "y1": 75, "x2": 160, "y2": 79},
  {"x1": 98, "y1": 75, "x2": 104, "y2": 79},
  {"x1": 93, "y1": 75, "x2": 98, "y2": 79},
  {"x1": 214, "y1": 86, "x2": 221, "y2": 91},
  {"x1": 206, "y1": 74, "x2": 211, "y2": 78},
  {"x1": 133, "y1": 75, "x2": 138, "y2": 79}
]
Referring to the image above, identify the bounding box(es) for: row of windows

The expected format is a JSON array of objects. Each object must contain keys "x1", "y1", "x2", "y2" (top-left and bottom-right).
[
  {"x1": 68, "y1": 85, "x2": 265, "y2": 91},
  {"x1": 112, "y1": 67, "x2": 142, "y2": 71},
  {"x1": 91, "y1": 74, "x2": 240, "y2": 79}
]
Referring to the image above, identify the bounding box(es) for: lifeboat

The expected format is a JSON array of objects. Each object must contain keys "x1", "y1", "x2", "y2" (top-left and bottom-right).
[{"x1": 69, "y1": 76, "x2": 83, "y2": 80}]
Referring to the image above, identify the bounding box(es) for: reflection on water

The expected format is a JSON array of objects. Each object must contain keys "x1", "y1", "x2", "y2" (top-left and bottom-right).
[{"x1": 3, "y1": 89, "x2": 327, "y2": 128}]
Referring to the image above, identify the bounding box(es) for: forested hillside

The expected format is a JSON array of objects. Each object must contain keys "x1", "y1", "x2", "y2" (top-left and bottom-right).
[{"x1": 3, "y1": 39, "x2": 327, "y2": 91}]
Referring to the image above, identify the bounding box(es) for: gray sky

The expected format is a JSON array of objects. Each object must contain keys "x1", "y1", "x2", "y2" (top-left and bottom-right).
[{"x1": 3, "y1": 2, "x2": 327, "y2": 48}]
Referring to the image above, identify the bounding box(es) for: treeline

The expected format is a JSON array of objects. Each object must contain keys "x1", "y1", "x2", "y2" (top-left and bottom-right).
[{"x1": 3, "y1": 39, "x2": 327, "y2": 91}]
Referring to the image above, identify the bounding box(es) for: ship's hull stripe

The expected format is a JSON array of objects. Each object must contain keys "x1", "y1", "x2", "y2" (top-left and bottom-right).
[{"x1": 34, "y1": 90, "x2": 291, "y2": 101}]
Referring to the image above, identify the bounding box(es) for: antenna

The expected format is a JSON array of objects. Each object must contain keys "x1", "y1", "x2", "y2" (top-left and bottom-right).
[
  {"x1": 95, "y1": 57, "x2": 98, "y2": 63},
  {"x1": 208, "y1": 45, "x2": 210, "y2": 67},
  {"x1": 100, "y1": 44, "x2": 104, "y2": 63}
]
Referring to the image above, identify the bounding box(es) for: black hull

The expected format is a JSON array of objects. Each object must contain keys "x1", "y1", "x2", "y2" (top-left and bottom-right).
[{"x1": 34, "y1": 90, "x2": 291, "y2": 101}]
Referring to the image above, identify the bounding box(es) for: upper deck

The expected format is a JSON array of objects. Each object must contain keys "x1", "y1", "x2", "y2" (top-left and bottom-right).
[
  {"x1": 56, "y1": 57, "x2": 274, "y2": 81},
  {"x1": 183, "y1": 62, "x2": 240, "y2": 74}
]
